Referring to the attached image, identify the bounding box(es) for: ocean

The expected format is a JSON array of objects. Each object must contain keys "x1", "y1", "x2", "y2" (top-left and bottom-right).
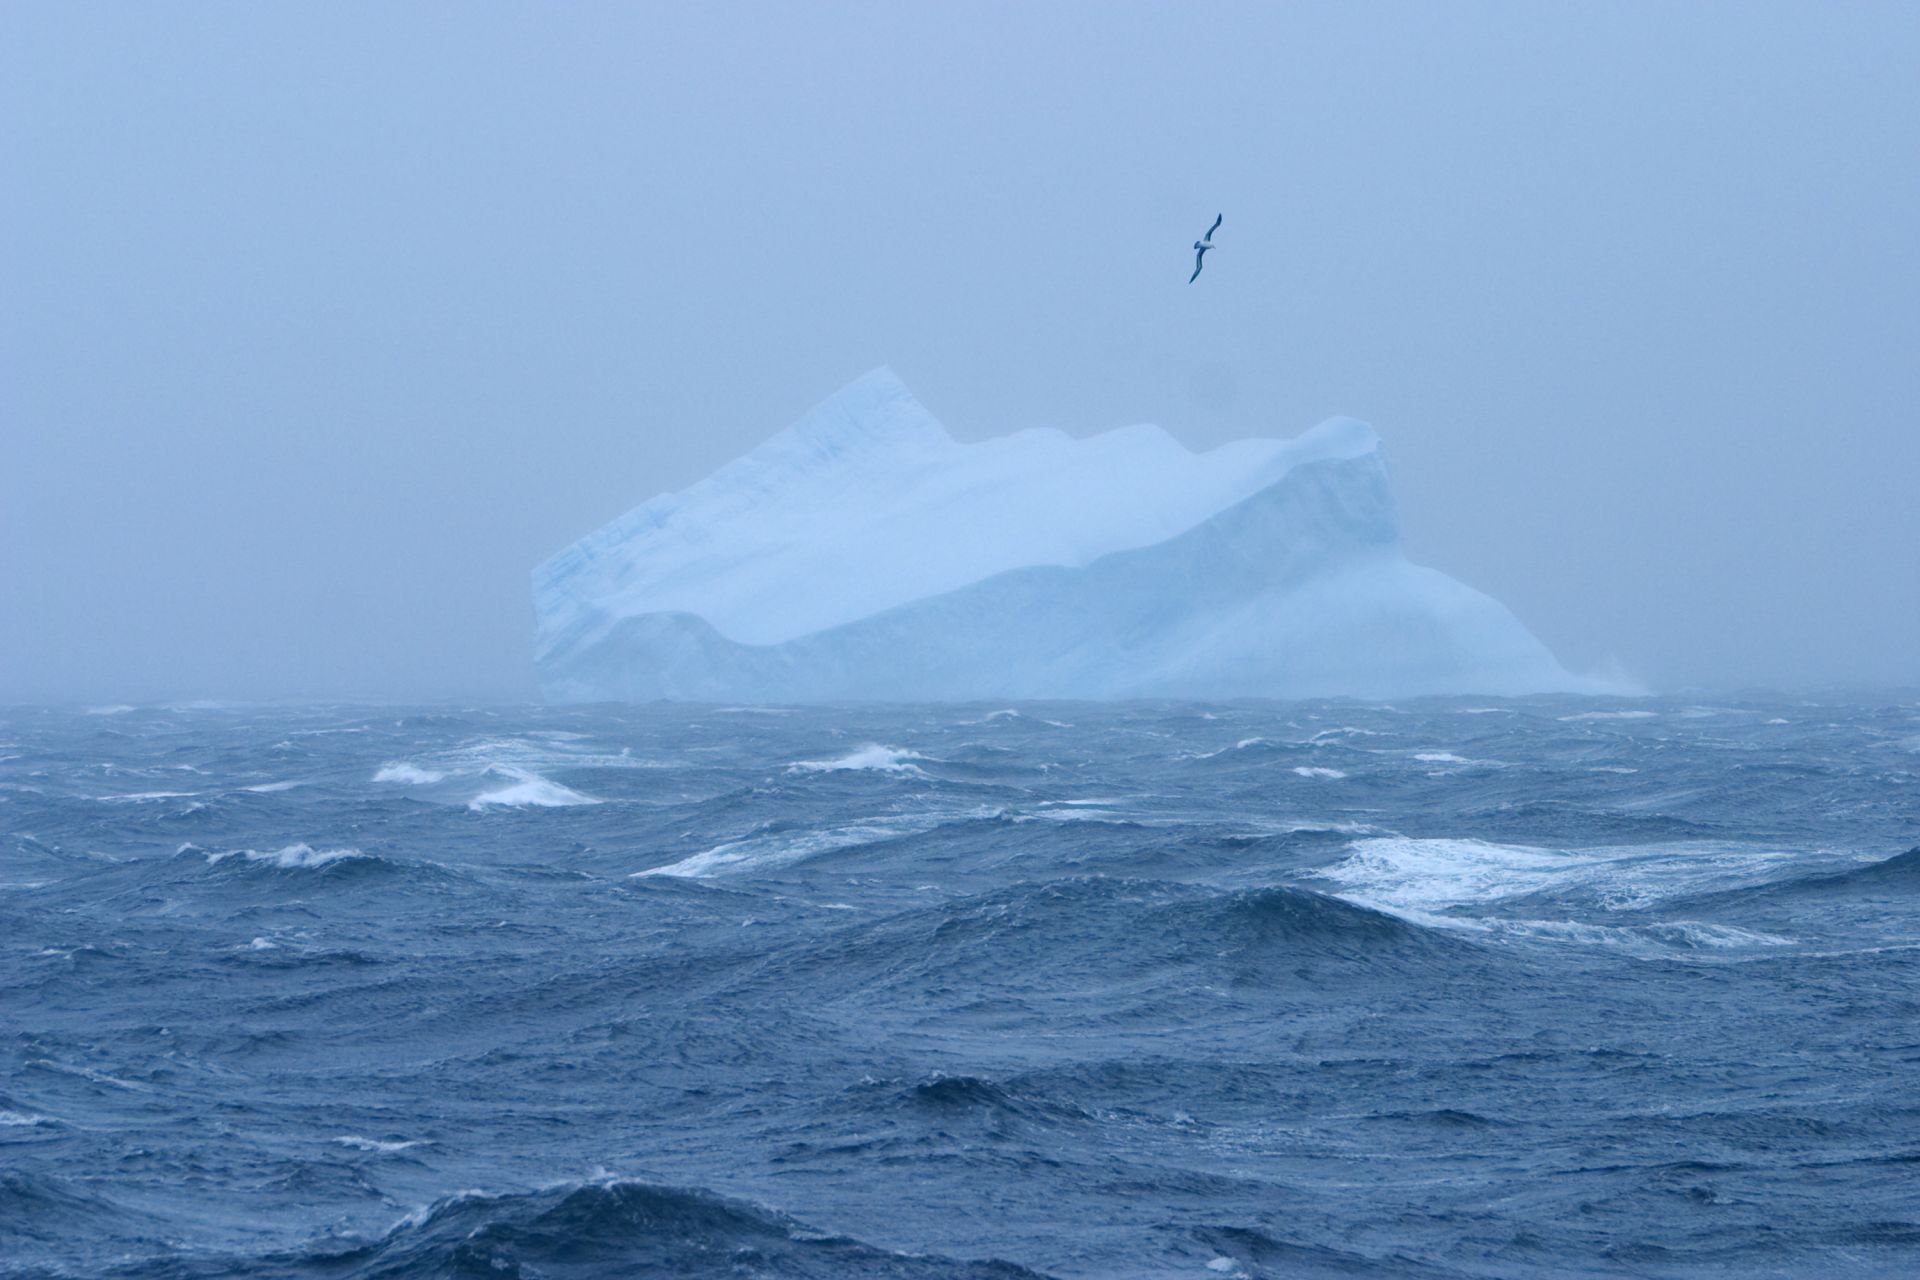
[{"x1": 2, "y1": 697, "x2": 1916, "y2": 1278}]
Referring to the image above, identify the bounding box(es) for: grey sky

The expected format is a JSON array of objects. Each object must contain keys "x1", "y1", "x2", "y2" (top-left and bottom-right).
[{"x1": 4, "y1": 1, "x2": 1916, "y2": 702}]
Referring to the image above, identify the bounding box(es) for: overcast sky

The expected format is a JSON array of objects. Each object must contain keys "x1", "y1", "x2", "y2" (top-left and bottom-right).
[{"x1": 4, "y1": 1, "x2": 1916, "y2": 702}]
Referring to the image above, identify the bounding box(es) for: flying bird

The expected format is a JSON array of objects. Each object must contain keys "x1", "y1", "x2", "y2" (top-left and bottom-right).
[{"x1": 1188, "y1": 213, "x2": 1222, "y2": 283}]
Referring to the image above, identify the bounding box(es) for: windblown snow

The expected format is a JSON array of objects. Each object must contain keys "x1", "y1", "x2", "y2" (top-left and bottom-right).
[{"x1": 533, "y1": 368, "x2": 1599, "y2": 702}]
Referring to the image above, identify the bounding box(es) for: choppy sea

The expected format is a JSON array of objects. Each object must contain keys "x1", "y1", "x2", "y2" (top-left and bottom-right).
[{"x1": 3, "y1": 696, "x2": 1917, "y2": 1278}]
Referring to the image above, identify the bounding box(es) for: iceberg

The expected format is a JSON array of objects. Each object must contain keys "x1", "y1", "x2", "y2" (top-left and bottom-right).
[{"x1": 533, "y1": 369, "x2": 1596, "y2": 703}]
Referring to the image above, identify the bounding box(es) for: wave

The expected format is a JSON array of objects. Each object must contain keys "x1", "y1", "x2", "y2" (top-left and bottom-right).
[
  {"x1": 1316, "y1": 836, "x2": 1804, "y2": 919},
  {"x1": 637, "y1": 811, "x2": 989, "y2": 878},
  {"x1": 265, "y1": 1177, "x2": 1050, "y2": 1279},
  {"x1": 372, "y1": 761, "x2": 446, "y2": 784},
  {"x1": 1666, "y1": 846, "x2": 1920, "y2": 912},
  {"x1": 1557, "y1": 709, "x2": 1658, "y2": 722},
  {"x1": 1153, "y1": 883, "x2": 1461, "y2": 962},
  {"x1": 468, "y1": 767, "x2": 599, "y2": 809},
  {"x1": 891, "y1": 1073, "x2": 1093, "y2": 1132},
  {"x1": 0, "y1": 1170, "x2": 127, "y2": 1244},
  {"x1": 746, "y1": 877, "x2": 1467, "y2": 1008},
  {"x1": 788, "y1": 744, "x2": 928, "y2": 775},
  {"x1": 1192, "y1": 1223, "x2": 1445, "y2": 1278},
  {"x1": 205, "y1": 843, "x2": 368, "y2": 871},
  {"x1": 332, "y1": 1135, "x2": 429, "y2": 1153},
  {"x1": 1772, "y1": 845, "x2": 1920, "y2": 894},
  {"x1": 0, "y1": 1109, "x2": 58, "y2": 1127},
  {"x1": 370, "y1": 735, "x2": 671, "y2": 808}
]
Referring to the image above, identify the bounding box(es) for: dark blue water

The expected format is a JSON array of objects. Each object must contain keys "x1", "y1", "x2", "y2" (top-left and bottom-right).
[{"x1": 4, "y1": 697, "x2": 1917, "y2": 1278}]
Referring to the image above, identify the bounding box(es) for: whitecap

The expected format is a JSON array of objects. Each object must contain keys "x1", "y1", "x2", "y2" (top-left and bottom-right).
[
  {"x1": 1557, "y1": 710, "x2": 1657, "y2": 722},
  {"x1": 243, "y1": 780, "x2": 303, "y2": 793},
  {"x1": 0, "y1": 1110, "x2": 57, "y2": 1127},
  {"x1": 206, "y1": 843, "x2": 366, "y2": 870},
  {"x1": 788, "y1": 744, "x2": 927, "y2": 775},
  {"x1": 1293, "y1": 766, "x2": 1346, "y2": 779},
  {"x1": 639, "y1": 810, "x2": 984, "y2": 878},
  {"x1": 1310, "y1": 726, "x2": 1384, "y2": 742},
  {"x1": 373, "y1": 762, "x2": 446, "y2": 785},
  {"x1": 639, "y1": 822, "x2": 919, "y2": 878},
  {"x1": 1315, "y1": 836, "x2": 1814, "y2": 921},
  {"x1": 334, "y1": 1135, "x2": 428, "y2": 1153},
  {"x1": 468, "y1": 768, "x2": 599, "y2": 809}
]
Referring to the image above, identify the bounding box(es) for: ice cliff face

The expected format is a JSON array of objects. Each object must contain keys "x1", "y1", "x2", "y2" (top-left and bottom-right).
[{"x1": 533, "y1": 368, "x2": 1591, "y2": 702}]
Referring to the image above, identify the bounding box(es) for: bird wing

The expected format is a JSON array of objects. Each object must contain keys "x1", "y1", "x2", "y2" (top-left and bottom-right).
[
  {"x1": 1189, "y1": 246, "x2": 1208, "y2": 283},
  {"x1": 1206, "y1": 213, "x2": 1222, "y2": 239}
]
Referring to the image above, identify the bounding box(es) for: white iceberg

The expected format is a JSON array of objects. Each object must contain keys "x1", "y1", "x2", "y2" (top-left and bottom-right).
[{"x1": 533, "y1": 368, "x2": 1599, "y2": 702}]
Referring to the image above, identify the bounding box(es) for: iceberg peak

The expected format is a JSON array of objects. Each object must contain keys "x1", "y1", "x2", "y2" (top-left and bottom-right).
[
  {"x1": 534, "y1": 371, "x2": 1587, "y2": 702},
  {"x1": 764, "y1": 366, "x2": 950, "y2": 462}
]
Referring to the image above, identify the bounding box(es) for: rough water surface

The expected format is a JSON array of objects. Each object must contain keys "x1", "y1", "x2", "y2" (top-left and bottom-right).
[{"x1": 2, "y1": 697, "x2": 1917, "y2": 1278}]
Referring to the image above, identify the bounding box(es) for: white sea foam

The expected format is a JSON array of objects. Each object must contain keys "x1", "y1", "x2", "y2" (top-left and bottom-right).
[
  {"x1": 97, "y1": 790, "x2": 197, "y2": 802},
  {"x1": 27, "y1": 1059, "x2": 147, "y2": 1091},
  {"x1": 1196, "y1": 737, "x2": 1267, "y2": 759},
  {"x1": 0, "y1": 1110, "x2": 56, "y2": 1127},
  {"x1": 642, "y1": 806, "x2": 1000, "y2": 877},
  {"x1": 788, "y1": 744, "x2": 927, "y2": 775},
  {"x1": 1478, "y1": 918, "x2": 1795, "y2": 955},
  {"x1": 1414, "y1": 752, "x2": 1469, "y2": 763},
  {"x1": 334, "y1": 1135, "x2": 428, "y2": 1153},
  {"x1": 83, "y1": 705, "x2": 136, "y2": 716},
  {"x1": 1310, "y1": 726, "x2": 1385, "y2": 742},
  {"x1": 1019, "y1": 806, "x2": 1127, "y2": 822},
  {"x1": 468, "y1": 768, "x2": 599, "y2": 809},
  {"x1": 638, "y1": 818, "x2": 941, "y2": 878},
  {"x1": 1557, "y1": 710, "x2": 1658, "y2": 722},
  {"x1": 374, "y1": 762, "x2": 446, "y2": 785},
  {"x1": 1318, "y1": 837, "x2": 1573, "y2": 914},
  {"x1": 1293, "y1": 766, "x2": 1346, "y2": 779},
  {"x1": 207, "y1": 843, "x2": 366, "y2": 870},
  {"x1": 243, "y1": 780, "x2": 304, "y2": 793},
  {"x1": 1317, "y1": 836, "x2": 1815, "y2": 920}
]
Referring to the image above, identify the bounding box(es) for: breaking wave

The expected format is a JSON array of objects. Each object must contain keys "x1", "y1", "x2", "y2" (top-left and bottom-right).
[
  {"x1": 788, "y1": 744, "x2": 928, "y2": 775},
  {"x1": 280, "y1": 1178, "x2": 1046, "y2": 1279}
]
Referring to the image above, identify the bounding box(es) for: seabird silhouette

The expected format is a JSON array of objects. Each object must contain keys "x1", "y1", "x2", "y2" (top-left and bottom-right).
[{"x1": 1188, "y1": 213, "x2": 1221, "y2": 283}]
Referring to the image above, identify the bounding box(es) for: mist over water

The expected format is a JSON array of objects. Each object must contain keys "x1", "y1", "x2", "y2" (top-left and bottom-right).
[{"x1": 4, "y1": 2, "x2": 1919, "y2": 702}]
